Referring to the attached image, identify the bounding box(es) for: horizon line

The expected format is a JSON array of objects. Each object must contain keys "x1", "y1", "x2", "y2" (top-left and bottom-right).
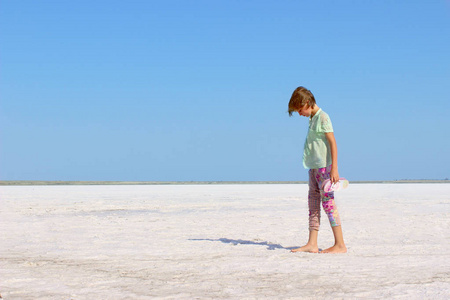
[{"x1": 0, "y1": 179, "x2": 449, "y2": 186}]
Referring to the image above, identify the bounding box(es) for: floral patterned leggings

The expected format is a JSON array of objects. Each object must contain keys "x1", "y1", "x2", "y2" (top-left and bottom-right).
[{"x1": 308, "y1": 165, "x2": 341, "y2": 231}]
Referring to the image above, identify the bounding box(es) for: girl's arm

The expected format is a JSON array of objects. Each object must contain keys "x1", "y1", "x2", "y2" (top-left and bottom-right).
[{"x1": 325, "y1": 132, "x2": 339, "y2": 183}]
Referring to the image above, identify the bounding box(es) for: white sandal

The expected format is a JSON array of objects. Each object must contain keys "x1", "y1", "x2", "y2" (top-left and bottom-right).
[{"x1": 322, "y1": 178, "x2": 349, "y2": 192}]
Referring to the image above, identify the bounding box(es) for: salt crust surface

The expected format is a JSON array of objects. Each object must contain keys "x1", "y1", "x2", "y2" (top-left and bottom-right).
[{"x1": 1, "y1": 184, "x2": 449, "y2": 299}]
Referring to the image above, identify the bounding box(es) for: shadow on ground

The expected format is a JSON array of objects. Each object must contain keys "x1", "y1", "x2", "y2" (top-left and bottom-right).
[{"x1": 189, "y1": 238, "x2": 298, "y2": 251}]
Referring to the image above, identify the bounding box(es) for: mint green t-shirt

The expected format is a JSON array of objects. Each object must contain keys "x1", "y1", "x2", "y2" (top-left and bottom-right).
[{"x1": 303, "y1": 109, "x2": 334, "y2": 169}]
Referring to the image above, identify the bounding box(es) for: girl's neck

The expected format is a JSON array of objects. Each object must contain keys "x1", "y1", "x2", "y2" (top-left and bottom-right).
[{"x1": 311, "y1": 105, "x2": 320, "y2": 117}]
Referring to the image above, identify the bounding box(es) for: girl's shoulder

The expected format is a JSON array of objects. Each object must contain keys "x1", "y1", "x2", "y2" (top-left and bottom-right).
[
  {"x1": 314, "y1": 110, "x2": 333, "y2": 132},
  {"x1": 318, "y1": 109, "x2": 331, "y2": 119}
]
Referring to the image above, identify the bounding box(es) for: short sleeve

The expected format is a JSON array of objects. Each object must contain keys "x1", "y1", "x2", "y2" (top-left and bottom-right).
[{"x1": 318, "y1": 112, "x2": 333, "y2": 133}]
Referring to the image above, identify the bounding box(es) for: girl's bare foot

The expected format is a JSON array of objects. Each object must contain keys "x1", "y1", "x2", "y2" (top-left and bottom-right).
[
  {"x1": 291, "y1": 244, "x2": 319, "y2": 253},
  {"x1": 320, "y1": 244, "x2": 347, "y2": 254}
]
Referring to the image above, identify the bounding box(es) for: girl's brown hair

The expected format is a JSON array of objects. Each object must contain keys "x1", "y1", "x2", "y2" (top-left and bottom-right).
[{"x1": 288, "y1": 86, "x2": 316, "y2": 116}]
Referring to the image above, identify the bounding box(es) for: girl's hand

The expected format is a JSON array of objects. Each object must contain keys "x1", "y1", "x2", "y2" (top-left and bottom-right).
[{"x1": 330, "y1": 167, "x2": 339, "y2": 184}]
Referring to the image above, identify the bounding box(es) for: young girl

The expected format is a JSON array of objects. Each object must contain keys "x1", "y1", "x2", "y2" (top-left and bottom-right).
[{"x1": 288, "y1": 86, "x2": 347, "y2": 254}]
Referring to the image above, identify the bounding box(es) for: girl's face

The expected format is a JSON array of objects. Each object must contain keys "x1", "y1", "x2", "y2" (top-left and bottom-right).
[{"x1": 298, "y1": 105, "x2": 313, "y2": 117}]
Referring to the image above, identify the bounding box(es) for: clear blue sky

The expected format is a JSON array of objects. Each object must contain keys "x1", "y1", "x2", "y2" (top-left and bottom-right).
[{"x1": 1, "y1": 1, "x2": 449, "y2": 181}]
